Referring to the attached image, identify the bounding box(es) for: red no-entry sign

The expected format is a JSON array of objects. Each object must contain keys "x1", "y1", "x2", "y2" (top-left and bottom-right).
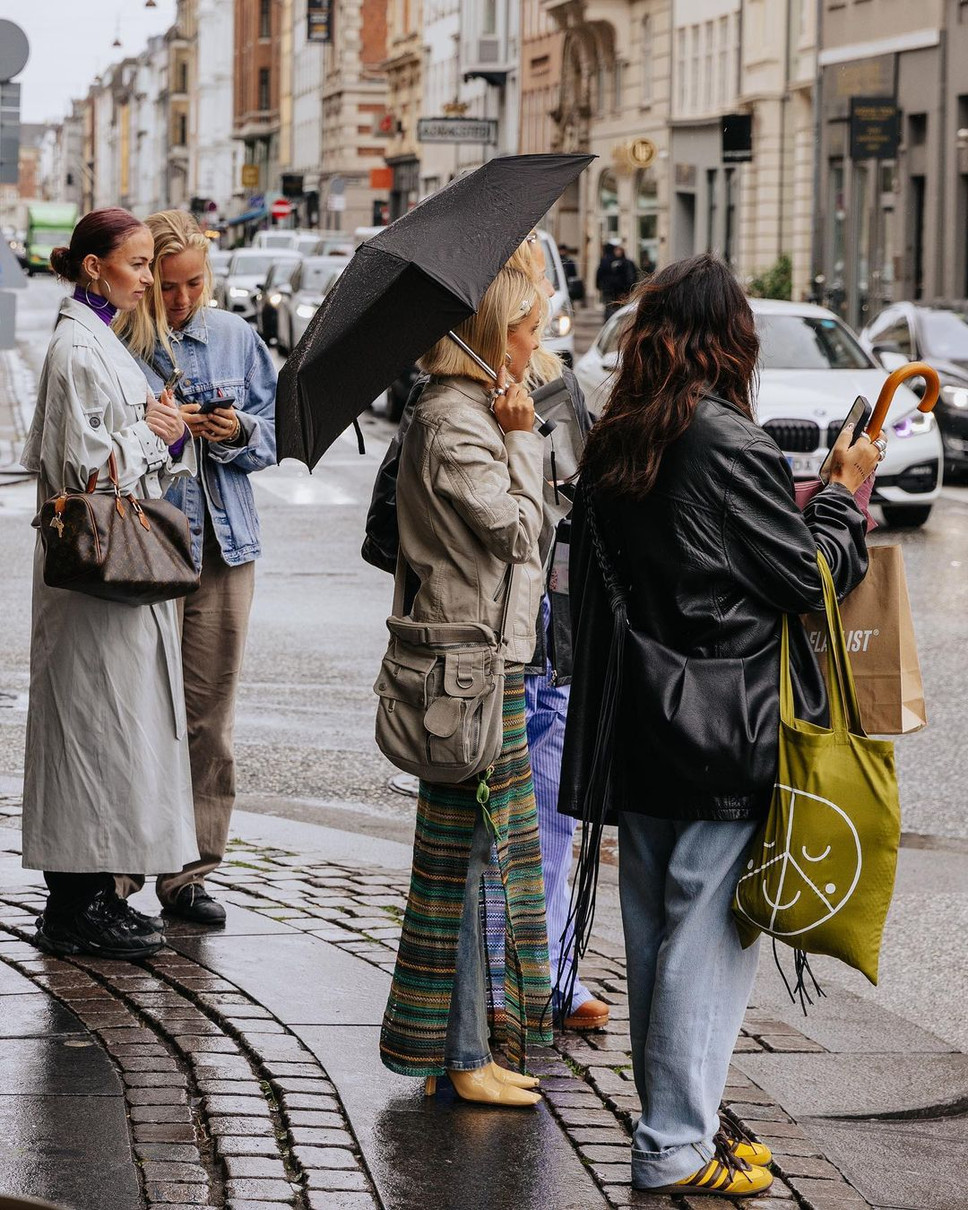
[{"x1": 271, "y1": 198, "x2": 293, "y2": 220}]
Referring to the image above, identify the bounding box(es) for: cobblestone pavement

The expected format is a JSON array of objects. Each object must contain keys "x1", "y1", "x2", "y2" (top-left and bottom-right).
[{"x1": 0, "y1": 792, "x2": 874, "y2": 1210}]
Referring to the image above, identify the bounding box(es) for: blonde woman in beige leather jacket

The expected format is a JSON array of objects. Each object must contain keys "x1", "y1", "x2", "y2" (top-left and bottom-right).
[{"x1": 380, "y1": 266, "x2": 554, "y2": 1106}]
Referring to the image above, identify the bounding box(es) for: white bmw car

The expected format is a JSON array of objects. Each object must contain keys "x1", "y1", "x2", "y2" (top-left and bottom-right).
[{"x1": 574, "y1": 297, "x2": 942, "y2": 528}]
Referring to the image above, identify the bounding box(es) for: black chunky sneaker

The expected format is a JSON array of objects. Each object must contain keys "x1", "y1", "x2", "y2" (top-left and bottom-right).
[
  {"x1": 114, "y1": 897, "x2": 165, "y2": 934},
  {"x1": 34, "y1": 890, "x2": 165, "y2": 960}
]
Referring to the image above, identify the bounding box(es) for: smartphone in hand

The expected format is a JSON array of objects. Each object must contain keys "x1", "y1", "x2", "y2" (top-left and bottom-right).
[
  {"x1": 195, "y1": 391, "x2": 237, "y2": 416},
  {"x1": 163, "y1": 367, "x2": 184, "y2": 393},
  {"x1": 819, "y1": 396, "x2": 873, "y2": 484}
]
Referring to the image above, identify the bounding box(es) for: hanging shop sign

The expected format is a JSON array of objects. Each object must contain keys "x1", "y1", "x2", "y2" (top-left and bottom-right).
[
  {"x1": 417, "y1": 117, "x2": 498, "y2": 145},
  {"x1": 307, "y1": 0, "x2": 332, "y2": 43},
  {"x1": 612, "y1": 138, "x2": 658, "y2": 172},
  {"x1": 849, "y1": 97, "x2": 899, "y2": 160},
  {"x1": 722, "y1": 113, "x2": 753, "y2": 163},
  {"x1": 241, "y1": 163, "x2": 260, "y2": 189}
]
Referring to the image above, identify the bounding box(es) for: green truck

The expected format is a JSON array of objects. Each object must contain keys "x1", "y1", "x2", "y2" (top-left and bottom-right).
[{"x1": 25, "y1": 202, "x2": 78, "y2": 274}]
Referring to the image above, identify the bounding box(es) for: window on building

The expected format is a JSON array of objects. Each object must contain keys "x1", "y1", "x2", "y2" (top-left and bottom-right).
[
  {"x1": 482, "y1": 0, "x2": 497, "y2": 35},
  {"x1": 596, "y1": 63, "x2": 607, "y2": 116},
  {"x1": 718, "y1": 17, "x2": 729, "y2": 106},
  {"x1": 724, "y1": 168, "x2": 736, "y2": 266},
  {"x1": 703, "y1": 22, "x2": 714, "y2": 111},
  {"x1": 599, "y1": 169, "x2": 620, "y2": 245},
  {"x1": 177, "y1": 113, "x2": 187, "y2": 146},
  {"x1": 259, "y1": 0, "x2": 271, "y2": 38},
  {"x1": 258, "y1": 68, "x2": 271, "y2": 112},
  {"x1": 613, "y1": 60, "x2": 624, "y2": 110},
  {"x1": 641, "y1": 16, "x2": 653, "y2": 103},
  {"x1": 637, "y1": 169, "x2": 658, "y2": 273},
  {"x1": 706, "y1": 169, "x2": 718, "y2": 252},
  {"x1": 689, "y1": 26, "x2": 700, "y2": 113},
  {"x1": 676, "y1": 28, "x2": 687, "y2": 115},
  {"x1": 178, "y1": 61, "x2": 188, "y2": 94}
]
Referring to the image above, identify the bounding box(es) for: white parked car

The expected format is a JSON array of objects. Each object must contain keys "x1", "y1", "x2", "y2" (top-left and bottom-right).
[
  {"x1": 535, "y1": 229, "x2": 575, "y2": 366},
  {"x1": 215, "y1": 248, "x2": 302, "y2": 321},
  {"x1": 252, "y1": 229, "x2": 300, "y2": 251},
  {"x1": 276, "y1": 256, "x2": 348, "y2": 354},
  {"x1": 574, "y1": 297, "x2": 942, "y2": 528}
]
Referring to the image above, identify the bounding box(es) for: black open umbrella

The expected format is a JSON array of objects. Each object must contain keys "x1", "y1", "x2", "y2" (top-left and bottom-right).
[{"x1": 275, "y1": 152, "x2": 595, "y2": 469}]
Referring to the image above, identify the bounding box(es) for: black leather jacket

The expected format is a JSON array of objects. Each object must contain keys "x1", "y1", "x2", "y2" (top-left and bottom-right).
[{"x1": 559, "y1": 396, "x2": 870, "y2": 823}]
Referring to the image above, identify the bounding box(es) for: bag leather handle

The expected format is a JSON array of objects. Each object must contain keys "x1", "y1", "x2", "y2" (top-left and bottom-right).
[{"x1": 85, "y1": 450, "x2": 120, "y2": 496}]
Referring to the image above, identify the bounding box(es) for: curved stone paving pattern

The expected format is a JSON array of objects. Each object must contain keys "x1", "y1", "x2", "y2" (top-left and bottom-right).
[
  {"x1": 0, "y1": 894, "x2": 378, "y2": 1210},
  {"x1": 0, "y1": 828, "x2": 874, "y2": 1210}
]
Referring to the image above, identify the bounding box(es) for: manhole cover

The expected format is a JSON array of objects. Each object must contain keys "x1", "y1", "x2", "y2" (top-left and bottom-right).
[{"x1": 387, "y1": 773, "x2": 420, "y2": 798}]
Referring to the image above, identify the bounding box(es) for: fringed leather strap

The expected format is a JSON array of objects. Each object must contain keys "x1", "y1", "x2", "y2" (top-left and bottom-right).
[{"x1": 554, "y1": 480, "x2": 629, "y2": 1023}]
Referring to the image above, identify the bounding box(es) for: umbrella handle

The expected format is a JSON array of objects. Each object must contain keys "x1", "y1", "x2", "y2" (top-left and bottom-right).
[{"x1": 864, "y1": 361, "x2": 940, "y2": 442}]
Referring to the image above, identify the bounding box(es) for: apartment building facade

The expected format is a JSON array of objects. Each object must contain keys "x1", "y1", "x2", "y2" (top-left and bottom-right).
[
  {"x1": 234, "y1": 0, "x2": 283, "y2": 201},
  {"x1": 814, "y1": 0, "x2": 968, "y2": 326}
]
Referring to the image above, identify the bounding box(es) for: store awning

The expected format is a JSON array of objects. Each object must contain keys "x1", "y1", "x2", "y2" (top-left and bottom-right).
[{"x1": 226, "y1": 205, "x2": 268, "y2": 226}]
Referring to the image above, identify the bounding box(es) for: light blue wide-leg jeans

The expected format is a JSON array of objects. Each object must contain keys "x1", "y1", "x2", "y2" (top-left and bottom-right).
[
  {"x1": 525, "y1": 669, "x2": 593, "y2": 1015},
  {"x1": 618, "y1": 812, "x2": 760, "y2": 1189},
  {"x1": 443, "y1": 806, "x2": 493, "y2": 1071}
]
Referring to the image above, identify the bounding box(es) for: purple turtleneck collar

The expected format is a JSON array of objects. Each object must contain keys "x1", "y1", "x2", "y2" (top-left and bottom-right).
[{"x1": 72, "y1": 284, "x2": 118, "y2": 326}]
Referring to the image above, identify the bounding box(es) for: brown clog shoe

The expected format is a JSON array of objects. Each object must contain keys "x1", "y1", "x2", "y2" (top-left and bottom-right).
[{"x1": 563, "y1": 997, "x2": 610, "y2": 1030}]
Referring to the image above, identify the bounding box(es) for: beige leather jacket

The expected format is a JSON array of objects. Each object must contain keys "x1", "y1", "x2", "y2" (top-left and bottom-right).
[{"x1": 395, "y1": 376, "x2": 545, "y2": 665}]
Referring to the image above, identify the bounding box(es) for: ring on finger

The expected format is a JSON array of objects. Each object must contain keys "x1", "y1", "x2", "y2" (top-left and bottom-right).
[{"x1": 873, "y1": 436, "x2": 887, "y2": 452}]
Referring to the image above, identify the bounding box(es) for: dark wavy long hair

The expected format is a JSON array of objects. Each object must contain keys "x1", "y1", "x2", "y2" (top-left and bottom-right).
[{"x1": 581, "y1": 254, "x2": 759, "y2": 499}]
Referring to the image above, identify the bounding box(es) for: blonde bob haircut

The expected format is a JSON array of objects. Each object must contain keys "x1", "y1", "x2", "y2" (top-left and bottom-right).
[
  {"x1": 418, "y1": 266, "x2": 542, "y2": 385},
  {"x1": 116, "y1": 209, "x2": 214, "y2": 363}
]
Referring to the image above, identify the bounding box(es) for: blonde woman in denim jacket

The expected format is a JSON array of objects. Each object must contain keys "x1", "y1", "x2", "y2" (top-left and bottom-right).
[{"x1": 116, "y1": 211, "x2": 276, "y2": 925}]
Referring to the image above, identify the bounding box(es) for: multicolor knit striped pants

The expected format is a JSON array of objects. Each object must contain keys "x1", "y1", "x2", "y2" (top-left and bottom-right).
[{"x1": 380, "y1": 669, "x2": 552, "y2": 1076}]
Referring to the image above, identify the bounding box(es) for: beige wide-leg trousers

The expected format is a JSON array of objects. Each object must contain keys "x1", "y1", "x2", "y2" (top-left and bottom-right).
[{"x1": 118, "y1": 520, "x2": 255, "y2": 905}]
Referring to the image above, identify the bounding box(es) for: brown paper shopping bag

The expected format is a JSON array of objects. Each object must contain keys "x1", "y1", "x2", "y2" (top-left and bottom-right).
[{"x1": 801, "y1": 544, "x2": 926, "y2": 735}]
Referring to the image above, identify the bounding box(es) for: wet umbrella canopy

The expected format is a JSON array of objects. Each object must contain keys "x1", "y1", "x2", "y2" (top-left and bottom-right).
[{"x1": 275, "y1": 153, "x2": 595, "y2": 469}]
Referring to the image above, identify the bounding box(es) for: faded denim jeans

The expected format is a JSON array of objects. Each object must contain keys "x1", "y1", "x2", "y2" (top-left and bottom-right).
[
  {"x1": 618, "y1": 813, "x2": 760, "y2": 1189},
  {"x1": 443, "y1": 806, "x2": 493, "y2": 1071}
]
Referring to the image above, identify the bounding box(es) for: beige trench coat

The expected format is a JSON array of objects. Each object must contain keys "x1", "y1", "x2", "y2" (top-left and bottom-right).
[
  {"x1": 20, "y1": 297, "x2": 200, "y2": 874},
  {"x1": 396, "y1": 376, "x2": 545, "y2": 664}
]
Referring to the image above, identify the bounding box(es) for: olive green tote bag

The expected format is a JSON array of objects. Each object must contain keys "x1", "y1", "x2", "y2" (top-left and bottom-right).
[{"x1": 733, "y1": 552, "x2": 901, "y2": 985}]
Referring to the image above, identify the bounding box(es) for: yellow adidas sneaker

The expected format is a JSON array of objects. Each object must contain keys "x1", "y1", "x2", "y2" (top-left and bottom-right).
[
  {"x1": 716, "y1": 1124, "x2": 773, "y2": 1166},
  {"x1": 651, "y1": 1149, "x2": 774, "y2": 1199}
]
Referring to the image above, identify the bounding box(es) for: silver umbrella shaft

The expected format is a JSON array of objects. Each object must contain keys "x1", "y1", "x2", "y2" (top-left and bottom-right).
[{"x1": 446, "y1": 331, "x2": 556, "y2": 436}]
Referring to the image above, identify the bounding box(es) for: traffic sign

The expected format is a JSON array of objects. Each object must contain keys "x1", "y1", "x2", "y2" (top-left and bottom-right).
[{"x1": 271, "y1": 198, "x2": 293, "y2": 220}]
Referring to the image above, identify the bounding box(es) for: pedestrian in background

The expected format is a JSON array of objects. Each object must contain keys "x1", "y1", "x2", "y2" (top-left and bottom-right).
[
  {"x1": 22, "y1": 206, "x2": 198, "y2": 960},
  {"x1": 380, "y1": 266, "x2": 551, "y2": 1107},
  {"x1": 596, "y1": 244, "x2": 638, "y2": 319},
  {"x1": 115, "y1": 210, "x2": 277, "y2": 925},
  {"x1": 563, "y1": 254, "x2": 879, "y2": 1197}
]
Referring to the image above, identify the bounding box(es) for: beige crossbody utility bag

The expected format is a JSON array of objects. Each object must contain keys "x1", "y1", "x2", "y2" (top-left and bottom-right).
[{"x1": 373, "y1": 556, "x2": 514, "y2": 785}]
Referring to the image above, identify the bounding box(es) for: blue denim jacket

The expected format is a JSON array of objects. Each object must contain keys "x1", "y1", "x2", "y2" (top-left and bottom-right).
[{"x1": 139, "y1": 307, "x2": 277, "y2": 568}]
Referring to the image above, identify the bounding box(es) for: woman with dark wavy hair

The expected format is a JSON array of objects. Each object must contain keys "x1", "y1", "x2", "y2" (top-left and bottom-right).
[{"x1": 559, "y1": 254, "x2": 882, "y2": 1197}]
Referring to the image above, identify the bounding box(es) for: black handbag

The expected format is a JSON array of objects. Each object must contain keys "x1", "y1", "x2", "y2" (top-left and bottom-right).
[
  {"x1": 584, "y1": 487, "x2": 778, "y2": 797},
  {"x1": 38, "y1": 451, "x2": 200, "y2": 607}
]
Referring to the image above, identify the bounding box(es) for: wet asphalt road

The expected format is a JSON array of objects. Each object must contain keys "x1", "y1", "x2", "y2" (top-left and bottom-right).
[{"x1": 3, "y1": 275, "x2": 968, "y2": 1052}]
